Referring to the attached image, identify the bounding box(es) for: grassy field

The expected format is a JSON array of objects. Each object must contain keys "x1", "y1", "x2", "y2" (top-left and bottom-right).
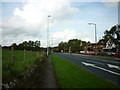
[
  {"x1": 51, "y1": 54, "x2": 118, "y2": 88},
  {"x1": 2, "y1": 49, "x2": 46, "y2": 83}
]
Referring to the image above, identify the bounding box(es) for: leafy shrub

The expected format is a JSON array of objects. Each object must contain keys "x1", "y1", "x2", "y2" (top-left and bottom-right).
[{"x1": 97, "y1": 52, "x2": 108, "y2": 56}]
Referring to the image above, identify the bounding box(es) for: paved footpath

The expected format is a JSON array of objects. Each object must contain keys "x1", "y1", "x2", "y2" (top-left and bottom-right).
[{"x1": 39, "y1": 56, "x2": 58, "y2": 88}]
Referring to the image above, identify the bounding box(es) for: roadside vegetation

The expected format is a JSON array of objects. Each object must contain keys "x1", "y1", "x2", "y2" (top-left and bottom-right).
[
  {"x1": 51, "y1": 54, "x2": 118, "y2": 88},
  {"x1": 2, "y1": 49, "x2": 46, "y2": 83}
]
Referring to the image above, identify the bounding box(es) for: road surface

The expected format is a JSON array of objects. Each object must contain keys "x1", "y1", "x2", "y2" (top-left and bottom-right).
[{"x1": 54, "y1": 52, "x2": 120, "y2": 86}]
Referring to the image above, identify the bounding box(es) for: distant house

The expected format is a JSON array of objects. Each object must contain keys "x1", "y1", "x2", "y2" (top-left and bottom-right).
[
  {"x1": 102, "y1": 41, "x2": 116, "y2": 52},
  {"x1": 84, "y1": 43, "x2": 103, "y2": 52},
  {"x1": 84, "y1": 42, "x2": 116, "y2": 52}
]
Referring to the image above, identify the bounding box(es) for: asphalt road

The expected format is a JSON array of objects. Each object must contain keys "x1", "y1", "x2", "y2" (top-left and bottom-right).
[{"x1": 54, "y1": 52, "x2": 120, "y2": 86}]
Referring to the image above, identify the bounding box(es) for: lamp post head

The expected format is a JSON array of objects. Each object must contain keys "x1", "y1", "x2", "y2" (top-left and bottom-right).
[
  {"x1": 48, "y1": 15, "x2": 51, "y2": 17},
  {"x1": 88, "y1": 23, "x2": 92, "y2": 25},
  {"x1": 88, "y1": 23, "x2": 96, "y2": 25}
]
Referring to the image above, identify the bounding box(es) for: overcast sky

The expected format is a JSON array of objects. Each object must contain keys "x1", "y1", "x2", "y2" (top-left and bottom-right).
[{"x1": 1, "y1": 0, "x2": 119, "y2": 47}]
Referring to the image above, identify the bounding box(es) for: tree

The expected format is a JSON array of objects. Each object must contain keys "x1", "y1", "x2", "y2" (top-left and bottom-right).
[
  {"x1": 98, "y1": 25, "x2": 119, "y2": 52},
  {"x1": 58, "y1": 41, "x2": 64, "y2": 51},
  {"x1": 57, "y1": 39, "x2": 87, "y2": 53},
  {"x1": 23, "y1": 41, "x2": 28, "y2": 49},
  {"x1": 11, "y1": 43, "x2": 17, "y2": 50},
  {"x1": 102, "y1": 25, "x2": 118, "y2": 48},
  {"x1": 34, "y1": 40, "x2": 41, "y2": 51},
  {"x1": 68, "y1": 39, "x2": 87, "y2": 53},
  {"x1": 68, "y1": 39, "x2": 80, "y2": 52}
]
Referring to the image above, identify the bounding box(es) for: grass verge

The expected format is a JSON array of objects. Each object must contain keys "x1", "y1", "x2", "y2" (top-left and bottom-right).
[
  {"x1": 51, "y1": 53, "x2": 119, "y2": 88},
  {"x1": 2, "y1": 49, "x2": 46, "y2": 83}
]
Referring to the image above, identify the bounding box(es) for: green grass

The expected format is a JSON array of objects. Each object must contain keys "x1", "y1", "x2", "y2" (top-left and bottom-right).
[
  {"x1": 2, "y1": 49, "x2": 46, "y2": 83},
  {"x1": 51, "y1": 54, "x2": 118, "y2": 88}
]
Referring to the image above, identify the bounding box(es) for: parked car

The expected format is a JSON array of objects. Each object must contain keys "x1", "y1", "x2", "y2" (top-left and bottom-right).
[
  {"x1": 80, "y1": 51, "x2": 86, "y2": 54},
  {"x1": 104, "y1": 52, "x2": 115, "y2": 56},
  {"x1": 115, "y1": 52, "x2": 120, "y2": 57},
  {"x1": 86, "y1": 51, "x2": 95, "y2": 55}
]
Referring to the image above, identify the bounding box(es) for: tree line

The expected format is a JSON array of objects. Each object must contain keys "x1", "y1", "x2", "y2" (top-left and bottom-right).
[
  {"x1": 54, "y1": 39, "x2": 88, "y2": 53},
  {"x1": 54, "y1": 24, "x2": 120, "y2": 53},
  {"x1": 2, "y1": 40, "x2": 42, "y2": 51}
]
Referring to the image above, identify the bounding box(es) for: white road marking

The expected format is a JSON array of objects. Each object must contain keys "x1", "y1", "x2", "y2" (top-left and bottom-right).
[
  {"x1": 73, "y1": 53, "x2": 120, "y2": 63},
  {"x1": 82, "y1": 62, "x2": 120, "y2": 76},
  {"x1": 86, "y1": 60, "x2": 104, "y2": 65},
  {"x1": 82, "y1": 62, "x2": 95, "y2": 67},
  {"x1": 85, "y1": 58, "x2": 120, "y2": 64},
  {"x1": 107, "y1": 64, "x2": 120, "y2": 70},
  {"x1": 101, "y1": 60, "x2": 120, "y2": 64}
]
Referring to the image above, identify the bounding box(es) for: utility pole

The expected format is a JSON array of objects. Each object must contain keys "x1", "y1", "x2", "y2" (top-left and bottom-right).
[
  {"x1": 115, "y1": 2, "x2": 120, "y2": 56},
  {"x1": 24, "y1": 49, "x2": 26, "y2": 61},
  {"x1": 69, "y1": 47, "x2": 71, "y2": 53},
  {"x1": 11, "y1": 46, "x2": 14, "y2": 65},
  {"x1": 47, "y1": 15, "x2": 51, "y2": 57},
  {"x1": 116, "y1": 24, "x2": 120, "y2": 55},
  {"x1": 52, "y1": 37, "x2": 53, "y2": 48},
  {"x1": 51, "y1": 37, "x2": 53, "y2": 53}
]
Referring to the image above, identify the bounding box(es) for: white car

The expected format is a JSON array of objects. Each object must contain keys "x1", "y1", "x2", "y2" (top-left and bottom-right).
[{"x1": 80, "y1": 51, "x2": 86, "y2": 54}]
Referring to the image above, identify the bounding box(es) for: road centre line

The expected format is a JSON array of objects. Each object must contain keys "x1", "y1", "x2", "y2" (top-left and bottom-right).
[
  {"x1": 75, "y1": 55, "x2": 120, "y2": 64},
  {"x1": 86, "y1": 60, "x2": 104, "y2": 65},
  {"x1": 70, "y1": 54, "x2": 120, "y2": 67}
]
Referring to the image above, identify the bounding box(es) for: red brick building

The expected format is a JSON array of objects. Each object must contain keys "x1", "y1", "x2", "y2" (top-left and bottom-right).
[{"x1": 84, "y1": 42, "x2": 116, "y2": 53}]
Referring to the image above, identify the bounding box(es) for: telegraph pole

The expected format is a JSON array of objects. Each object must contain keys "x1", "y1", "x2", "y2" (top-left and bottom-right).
[
  {"x1": 47, "y1": 15, "x2": 51, "y2": 56},
  {"x1": 116, "y1": 2, "x2": 120, "y2": 57},
  {"x1": 116, "y1": 24, "x2": 120, "y2": 55}
]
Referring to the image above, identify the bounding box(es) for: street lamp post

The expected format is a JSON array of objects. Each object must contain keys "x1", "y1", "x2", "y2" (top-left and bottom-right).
[
  {"x1": 47, "y1": 15, "x2": 51, "y2": 56},
  {"x1": 88, "y1": 23, "x2": 97, "y2": 53},
  {"x1": 88, "y1": 23, "x2": 97, "y2": 43},
  {"x1": 116, "y1": 24, "x2": 120, "y2": 56}
]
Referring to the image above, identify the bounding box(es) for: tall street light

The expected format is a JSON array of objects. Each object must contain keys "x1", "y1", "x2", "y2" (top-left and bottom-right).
[
  {"x1": 116, "y1": 24, "x2": 120, "y2": 55},
  {"x1": 47, "y1": 15, "x2": 51, "y2": 56},
  {"x1": 88, "y1": 23, "x2": 97, "y2": 43}
]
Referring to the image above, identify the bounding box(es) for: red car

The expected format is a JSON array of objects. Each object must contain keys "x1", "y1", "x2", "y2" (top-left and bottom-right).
[
  {"x1": 115, "y1": 52, "x2": 120, "y2": 57},
  {"x1": 86, "y1": 51, "x2": 95, "y2": 54}
]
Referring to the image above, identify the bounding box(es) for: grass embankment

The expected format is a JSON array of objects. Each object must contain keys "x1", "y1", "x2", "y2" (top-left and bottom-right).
[
  {"x1": 51, "y1": 54, "x2": 118, "y2": 88},
  {"x1": 2, "y1": 49, "x2": 46, "y2": 83}
]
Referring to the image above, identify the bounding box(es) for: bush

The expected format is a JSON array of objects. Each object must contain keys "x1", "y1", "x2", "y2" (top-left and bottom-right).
[{"x1": 97, "y1": 52, "x2": 108, "y2": 56}]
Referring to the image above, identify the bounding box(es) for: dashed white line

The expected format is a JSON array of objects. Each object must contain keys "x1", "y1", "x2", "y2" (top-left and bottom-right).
[{"x1": 86, "y1": 60, "x2": 104, "y2": 65}]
